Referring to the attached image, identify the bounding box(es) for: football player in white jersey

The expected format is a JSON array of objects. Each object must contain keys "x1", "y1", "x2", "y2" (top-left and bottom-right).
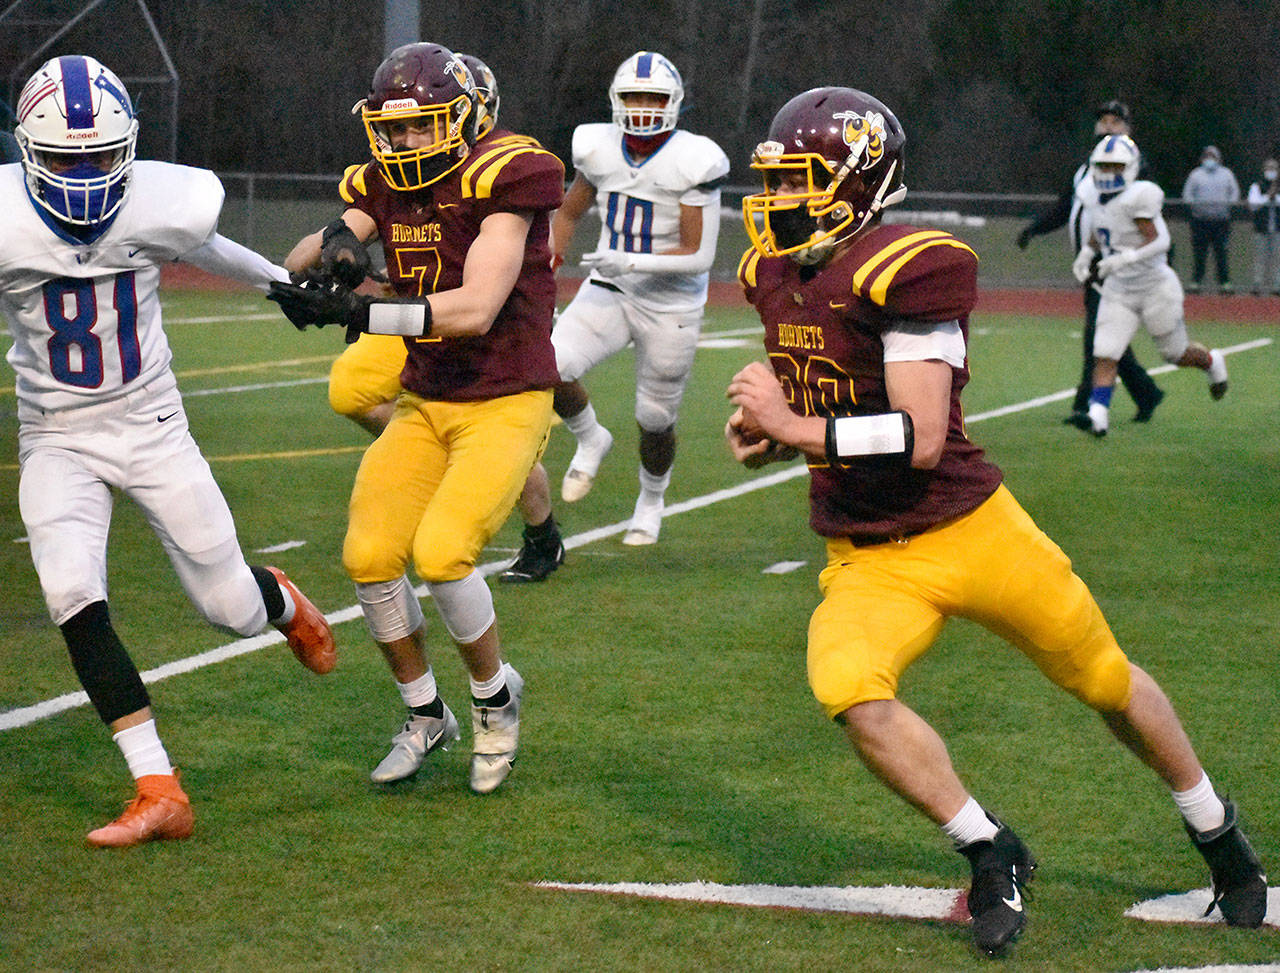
[
  {"x1": 0, "y1": 55, "x2": 336, "y2": 847},
  {"x1": 1073, "y1": 135, "x2": 1229, "y2": 437},
  {"x1": 502, "y1": 51, "x2": 729, "y2": 573}
]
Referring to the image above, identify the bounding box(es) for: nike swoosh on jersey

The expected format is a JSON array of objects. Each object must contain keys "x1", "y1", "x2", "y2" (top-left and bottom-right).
[
  {"x1": 1002, "y1": 888, "x2": 1023, "y2": 912},
  {"x1": 157, "y1": 411, "x2": 179, "y2": 423}
]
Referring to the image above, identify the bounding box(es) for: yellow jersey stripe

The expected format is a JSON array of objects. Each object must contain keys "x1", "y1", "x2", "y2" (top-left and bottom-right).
[
  {"x1": 339, "y1": 163, "x2": 370, "y2": 203},
  {"x1": 466, "y1": 146, "x2": 551, "y2": 199},
  {"x1": 867, "y1": 238, "x2": 978, "y2": 306},
  {"x1": 850, "y1": 230, "x2": 953, "y2": 296},
  {"x1": 737, "y1": 248, "x2": 761, "y2": 288}
]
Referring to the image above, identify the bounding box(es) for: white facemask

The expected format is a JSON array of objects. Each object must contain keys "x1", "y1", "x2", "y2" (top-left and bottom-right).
[
  {"x1": 1265, "y1": 169, "x2": 1278, "y2": 181},
  {"x1": 1202, "y1": 158, "x2": 1220, "y2": 172}
]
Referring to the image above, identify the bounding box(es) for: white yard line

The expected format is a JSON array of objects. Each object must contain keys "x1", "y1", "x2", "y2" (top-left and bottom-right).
[{"x1": 0, "y1": 338, "x2": 1270, "y2": 732}]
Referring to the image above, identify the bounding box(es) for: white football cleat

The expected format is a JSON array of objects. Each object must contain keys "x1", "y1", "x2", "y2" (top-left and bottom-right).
[
  {"x1": 370, "y1": 704, "x2": 460, "y2": 784},
  {"x1": 470, "y1": 665, "x2": 524, "y2": 794},
  {"x1": 1087, "y1": 401, "x2": 1109, "y2": 438},
  {"x1": 622, "y1": 491, "x2": 664, "y2": 545},
  {"x1": 1208, "y1": 349, "x2": 1229, "y2": 400},
  {"x1": 561, "y1": 426, "x2": 614, "y2": 502}
]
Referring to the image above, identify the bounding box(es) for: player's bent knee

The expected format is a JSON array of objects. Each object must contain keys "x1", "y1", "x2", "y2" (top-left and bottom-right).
[
  {"x1": 356, "y1": 577, "x2": 425, "y2": 643},
  {"x1": 635, "y1": 398, "x2": 678, "y2": 433},
  {"x1": 427, "y1": 571, "x2": 495, "y2": 644},
  {"x1": 1062, "y1": 647, "x2": 1132, "y2": 712},
  {"x1": 342, "y1": 533, "x2": 407, "y2": 585}
]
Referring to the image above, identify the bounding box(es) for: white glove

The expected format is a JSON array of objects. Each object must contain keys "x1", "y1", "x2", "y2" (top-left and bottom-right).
[
  {"x1": 1072, "y1": 246, "x2": 1098, "y2": 284},
  {"x1": 1096, "y1": 250, "x2": 1135, "y2": 278},
  {"x1": 580, "y1": 249, "x2": 634, "y2": 278}
]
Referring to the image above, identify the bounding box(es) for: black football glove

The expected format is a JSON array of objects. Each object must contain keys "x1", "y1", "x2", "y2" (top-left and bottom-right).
[
  {"x1": 319, "y1": 218, "x2": 378, "y2": 290},
  {"x1": 266, "y1": 279, "x2": 372, "y2": 344}
]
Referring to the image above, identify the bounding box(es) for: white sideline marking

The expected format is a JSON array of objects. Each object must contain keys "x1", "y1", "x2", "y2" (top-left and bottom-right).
[
  {"x1": 533, "y1": 880, "x2": 970, "y2": 922},
  {"x1": 1125, "y1": 888, "x2": 1280, "y2": 928},
  {"x1": 1132, "y1": 967, "x2": 1280, "y2": 973},
  {"x1": 0, "y1": 339, "x2": 1270, "y2": 733}
]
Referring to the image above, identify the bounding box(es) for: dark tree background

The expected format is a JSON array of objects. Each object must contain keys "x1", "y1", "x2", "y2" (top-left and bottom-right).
[{"x1": 4, "y1": 0, "x2": 1280, "y2": 194}]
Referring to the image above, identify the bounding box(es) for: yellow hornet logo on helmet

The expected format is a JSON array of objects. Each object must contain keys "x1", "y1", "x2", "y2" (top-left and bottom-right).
[
  {"x1": 834, "y1": 110, "x2": 885, "y2": 168},
  {"x1": 446, "y1": 57, "x2": 472, "y2": 91}
]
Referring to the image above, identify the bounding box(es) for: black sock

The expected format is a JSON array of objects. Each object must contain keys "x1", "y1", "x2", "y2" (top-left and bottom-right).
[
  {"x1": 523, "y1": 515, "x2": 559, "y2": 544},
  {"x1": 473, "y1": 685, "x2": 510, "y2": 708},
  {"x1": 249, "y1": 565, "x2": 287, "y2": 622},
  {"x1": 411, "y1": 697, "x2": 444, "y2": 719}
]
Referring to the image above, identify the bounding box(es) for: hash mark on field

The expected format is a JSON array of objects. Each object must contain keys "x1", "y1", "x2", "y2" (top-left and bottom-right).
[
  {"x1": 763, "y1": 561, "x2": 807, "y2": 574},
  {"x1": 0, "y1": 338, "x2": 1271, "y2": 731},
  {"x1": 533, "y1": 880, "x2": 971, "y2": 922}
]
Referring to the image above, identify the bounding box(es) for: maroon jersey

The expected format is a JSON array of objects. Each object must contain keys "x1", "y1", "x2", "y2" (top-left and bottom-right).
[
  {"x1": 738, "y1": 224, "x2": 1003, "y2": 543},
  {"x1": 339, "y1": 128, "x2": 565, "y2": 400}
]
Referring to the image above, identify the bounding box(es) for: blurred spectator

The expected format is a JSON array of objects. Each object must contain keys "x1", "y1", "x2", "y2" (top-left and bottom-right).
[
  {"x1": 1017, "y1": 99, "x2": 1162, "y2": 427},
  {"x1": 1246, "y1": 157, "x2": 1280, "y2": 295},
  {"x1": 1181, "y1": 146, "x2": 1240, "y2": 294}
]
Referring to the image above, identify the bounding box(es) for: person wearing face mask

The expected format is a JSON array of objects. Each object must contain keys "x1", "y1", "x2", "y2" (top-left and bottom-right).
[
  {"x1": 1017, "y1": 100, "x2": 1162, "y2": 428},
  {"x1": 1246, "y1": 158, "x2": 1280, "y2": 295},
  {"x1": 1181, "y1": 146, "x2": 1240, "y2": 294}
]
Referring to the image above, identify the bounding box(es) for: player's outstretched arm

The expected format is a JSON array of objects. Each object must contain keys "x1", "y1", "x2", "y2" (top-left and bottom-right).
[{"x1": 184, "y1": 233, "x2": 287, "y2": 291}]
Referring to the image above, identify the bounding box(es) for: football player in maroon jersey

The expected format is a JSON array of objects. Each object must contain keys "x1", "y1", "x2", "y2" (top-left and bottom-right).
[
  {"x1": 725, "y1": 87, "x2": 1267, "y2": 953},
  {"x1": 268, "y1": 42, "x2": 565, "y2": 795}
]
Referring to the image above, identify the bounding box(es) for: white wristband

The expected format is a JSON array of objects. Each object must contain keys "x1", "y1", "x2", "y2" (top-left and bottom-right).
[
  {"x1": 825, "y1": 411, "x2": 914, "y2": 460},
  {"x1": 368, "y1": 301, "x2": 430, "y2": 337}
]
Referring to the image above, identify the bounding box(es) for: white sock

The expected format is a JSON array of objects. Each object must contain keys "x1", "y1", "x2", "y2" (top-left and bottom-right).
[
  {"x1": 942, "y1": 797, "x2": 999, "y2": 848},
  {"x1": 564, "y1": 403, "x2": 601, "y2": 440},
  {"x1": 274, "y1": 582, "x2": 297, "y2": 625},
  {"x1": 396, "y1": 669, "x2": 438, "y2": 710},
  {"x1": 469, "y1": 664, "x2": 507, "y2": 701},
  {"x1": 113, "y1": 719, "x2": 174, "y2": 779},
  {"x1": 1173, "y1": 771, "x2": 1226, "y2": 834},
  {"x1": 638, "y1": 465, "x2": 671, "y2": 498}
]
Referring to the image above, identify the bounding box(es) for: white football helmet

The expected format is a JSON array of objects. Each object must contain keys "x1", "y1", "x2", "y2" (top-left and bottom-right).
[
  {"x1": 1090, "y1": 134, "x2": 1140, "y2": 193},
  {"x1": 608, "y1": 51, "x2": 683, "y2": 135},
  {"x1": 15, "y1": 54, "x2": 138, "y2": 226}
]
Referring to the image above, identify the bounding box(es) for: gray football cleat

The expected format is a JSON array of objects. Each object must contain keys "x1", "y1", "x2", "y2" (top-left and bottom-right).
[
  {"x1": 370, "y1": 704, "x2": 460, "y2": 784},
  {"x1": 470, "y1": 665, "x2": 524, "y2": 794}
]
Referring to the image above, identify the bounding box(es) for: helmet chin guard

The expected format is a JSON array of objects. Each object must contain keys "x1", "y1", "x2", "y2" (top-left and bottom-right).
[{"x1": 609, "y1": 51, "x2": 683, "y2": 136}]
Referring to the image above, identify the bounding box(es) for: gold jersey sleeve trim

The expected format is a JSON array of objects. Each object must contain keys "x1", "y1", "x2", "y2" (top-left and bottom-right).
[
  {"x1": 737, "y1": 247, "x2": 761, "y2": 288},
  {"x1": 339, "y1": 163, "x2": 371, "y2": 204},
  {"x1": 866, "y1": 238, "x2": 978, "y2": 307},
  {"x1": 850, "y1": 230, "x2": 953, "y2": 296},
  {"x1": 460, "y1": 145, "x2": 556, "y2": 199}
]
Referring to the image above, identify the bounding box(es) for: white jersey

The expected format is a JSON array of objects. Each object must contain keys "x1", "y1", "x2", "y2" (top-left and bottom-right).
[
  {"x1": 0, "y1": 161, "x2": 222, "y2": 411},
  {"x1": 573, "y1": 122, "x2": 729, "y2": 312},
  {"x1": 1077, "y1": 178, "x2": 1170, "y2": 291}
]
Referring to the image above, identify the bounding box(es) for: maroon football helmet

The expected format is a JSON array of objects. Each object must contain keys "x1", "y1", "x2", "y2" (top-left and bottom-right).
[
  {"x1": 456, "y1": 54, "x2": 499, "y2": 139},
  {"x1": 743, "y1": 87, "x2": 907, "y2": 263},
  {"x1": 355, "y1": 42, "x2": 479, "y2": 190}
]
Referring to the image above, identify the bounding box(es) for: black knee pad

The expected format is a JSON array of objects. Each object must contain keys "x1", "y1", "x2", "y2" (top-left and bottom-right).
[{"x1": 59, "y1": 601, "x2": 149, "y2": 724}]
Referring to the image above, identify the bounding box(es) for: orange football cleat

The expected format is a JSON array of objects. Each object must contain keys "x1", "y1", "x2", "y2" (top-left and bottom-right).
[
  {"x1": 266, "y1": 566, "x2": 336, "y2": 674},
  {"x1": 86, "y1": 771, "x2": 194, "y2": 848}
]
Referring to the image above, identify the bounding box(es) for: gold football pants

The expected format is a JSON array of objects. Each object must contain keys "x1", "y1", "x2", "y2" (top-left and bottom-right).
[
  {"x1": 327, "y1": 333, "x2": 407, "y2": 420},
  {"x1": 808, "y1": 484, "x2": 1132, "y2": 720},
  {"x1": 343, "y1": 389, "x2": 553, "y2": 584}
]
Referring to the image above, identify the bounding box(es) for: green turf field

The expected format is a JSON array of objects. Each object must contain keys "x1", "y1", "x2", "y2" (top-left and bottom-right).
[{"x1": 1, "y1": 290, "x2": 1277, "y2": 971}]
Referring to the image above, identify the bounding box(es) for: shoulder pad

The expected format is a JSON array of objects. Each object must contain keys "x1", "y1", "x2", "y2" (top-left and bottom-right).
[
  {"x1": 736, "y1": 247, "x2": 762, "y2": 294},
  {"x1": 670, "y1": 132, "x2": 731, "y2": 190},
  {"x1": 1127, "y1": 180, "x2": 1165, "y2": 215},
  {"x1": 458, "y1": 142, "x2": 565, "y2": 206},
  {"x1": 570, "y1": 123, "x2": 617, "y2": 174},
  {"x1": 849, "y1": 229, "x2": 978, "y2": 316},
  {"x1": 339, "y1": 163, "x2": 374, "y2": 204}
]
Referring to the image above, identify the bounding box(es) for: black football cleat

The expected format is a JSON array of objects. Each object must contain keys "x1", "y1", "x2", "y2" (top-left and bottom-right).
[
  {"x1": 499, "y1": 525, "x2": 565, "y2": 584},
  {"x1": 960, "y1": 817, "x2": 1037, "y2": 957},
  {"x1": 1186, "y1": 799, "x2": 1268, "y2": 928},
  {"x1": 1133, "y1": 387, "x2": 1165, "y2": 423}
]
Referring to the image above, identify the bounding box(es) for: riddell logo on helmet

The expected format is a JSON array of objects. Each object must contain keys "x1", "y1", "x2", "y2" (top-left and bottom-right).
[
  {"x1": 65, "y1": 130, "x2": 101, "y2": 140},
  {"x1": 381, "y1": 98, "x2": 419, "y2": 112}
]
